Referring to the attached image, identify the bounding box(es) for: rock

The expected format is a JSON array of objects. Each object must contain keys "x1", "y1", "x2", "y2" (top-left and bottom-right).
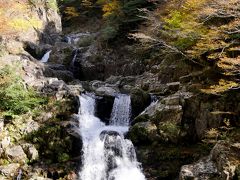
[
  {"x1": 22, "y1": 144, "x2": 39, "y2": 161},
  {"x1": 0, "y1": 118, "x2": 4, "y2": 132},
  {"x1": 67, "y1": 171, "x2": 78, "y2": 180},
  {"x1": 44, "y1": 67, "x2": 74, "y2": 82},
  {"x1": 67, "y1": 84, "x2": 84, "y2": 96},
  {"x1": 5, "y1": 41, "x2": 24, "y2": 55},
  {"x1": 23, "y1": 120, "x2": 39, "y2": 134},
  {"x1": 179, "y1": 141, "x2": 240, "y2": 180},
  {"x1": 179, "y1": 157, "x2": 218, "y2": 180},
  {"x1": 128, "y1": 121, "x2": 158, "y2": 145},
  {"x1": 95, "y1": 87, "x2": 118, "y2": 96},
  {"x1": 100, "y1": 130, "x2": 121, "y2": 141},
  {"x1": 130, "y1": 88, "x2": 151, "y2": 118},
  {"x1": 95, "y1": 96, "x2": 115, "y2": 125},
  {"x1": 0, "y1": 163, "x2": 20, "y2": 177},
  {"x1": 5, "y1": 146, "x2": 27, "y2": 163},
  {"x1": 47, "y1": 64, "x2": 67, "y2": 71},
  {"x1": 89, "y1": 80, "x2": 107, "y2": 90},
  {"x1": 161, "y1": 95, "x2": 180, "y2": 106},
  {"x1": 1, "y1": 136, "x2": 10, "y2": 149},
  {"x1": 48, "y1": 42, "x2": 73, "y2": 65},
  {"x1": 35, "y1": 112, "x2": 53, "y2": 122},
  {"x1": 166, "y1": 82, "x2": 180, "y2": 92},
  {"x1": 226, "y1": 46, "x2": 240, "y2": 58},
  {"x1": 24, "y1": 42, "x2": 52, "y2": 59},
  {"x1": 105, "y1": 75, "x2": 123, "y2": 85}
]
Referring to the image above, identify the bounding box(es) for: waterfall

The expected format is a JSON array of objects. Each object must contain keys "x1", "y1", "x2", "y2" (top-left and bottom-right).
[
  {"x1": 110, "y1": 94, "x2": 131, "y2": 126},
  {"x1": 70, "y1": 49, "x2": 79, "y2": 70},
  {"x1": 78, "y1": 93, "x2": 145, "y2": 180},
  {"x1": 40, "y1": 50, "x2": 52, "y2": 63}
]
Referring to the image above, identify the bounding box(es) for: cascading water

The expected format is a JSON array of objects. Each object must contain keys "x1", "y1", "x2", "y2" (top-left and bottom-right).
[
  {"x1": 78, "y1": 93, "x2": 145, "y2": 180},
  {"x1": 110, "y1": 95, "x2": 131, "y2": 126},
  {"x1": 70, "y1": 49, "x2": 79, "y2": 71},
  {"x1": 40, "y1": 50, "x2": 52, "y2": 63}
]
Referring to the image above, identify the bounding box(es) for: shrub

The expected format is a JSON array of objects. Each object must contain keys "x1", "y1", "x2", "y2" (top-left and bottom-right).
[{"x1": 0, "y1": 65, "x2": 47, "y2": 116}]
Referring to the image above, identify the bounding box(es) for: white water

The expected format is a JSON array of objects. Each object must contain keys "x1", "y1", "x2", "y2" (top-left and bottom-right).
[
  {"x1": 110, "y1": 94, "x2": 131, "y2": 126},
  {"x1": 78, "y1": 93, "x2": 145, "y2": 180},
  {"x1": 70, "y1": 49, "x2": 79, "y2": 69},
  {"x1": 40, "y1": 50, "x2": 52, "y2": 63}
]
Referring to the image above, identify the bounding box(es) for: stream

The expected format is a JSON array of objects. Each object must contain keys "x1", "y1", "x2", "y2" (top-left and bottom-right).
[{"x1": 78, "y1": 93, "x2": 145, "y2": 180}]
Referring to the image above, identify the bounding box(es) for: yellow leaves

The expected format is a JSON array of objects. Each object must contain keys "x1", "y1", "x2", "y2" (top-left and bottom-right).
[
  {"x1": 205, "y1": 128, "x2": 220, "y2": 139},
  {"x1": 64, "y1": 7, "x2": 80, "y2": 20},
  {"x1": 201, "y1": 79, "x2": 239, "y2": 94},
  {"x1": 102, "y1": 0, "x2": 121, "y2": 18}
]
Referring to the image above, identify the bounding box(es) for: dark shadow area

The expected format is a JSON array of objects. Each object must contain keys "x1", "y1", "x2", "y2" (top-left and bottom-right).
[{"x1": 95, "y1": 95, "x2": 115, "y2": 125}]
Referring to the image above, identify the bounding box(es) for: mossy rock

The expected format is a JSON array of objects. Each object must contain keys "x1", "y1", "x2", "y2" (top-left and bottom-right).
[
  {"x1": 132, "y1": 114, "x2": 150, "y2": 125},
  {"x1": 128, "y1": 122, "x2": 158, "y2": 145},
  {"x1": 25, "y1": 124, "x2": 73, "y2": 163}
]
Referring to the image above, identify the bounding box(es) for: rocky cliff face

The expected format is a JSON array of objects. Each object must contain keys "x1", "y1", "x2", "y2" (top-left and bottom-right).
[
  {"x1": 0, "y1": 0, "x2": 240, "y2": 179},
  {"x1": 0, "y1": 1, "x2": 82, "y2": 179}
]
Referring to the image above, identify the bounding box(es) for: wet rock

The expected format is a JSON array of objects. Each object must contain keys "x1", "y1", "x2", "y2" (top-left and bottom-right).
[
  {"x1": 67, "y1": 84, "x2": 84, "y2": 96},
  {"x1": 100, "y1": 130, "x2": 121, "y2": 141},
  {"x1": 130, "y1": 88, "x2": 151, "y2": 118},
  {"x1": 44, "y1": 67, "x2": 74, "y2": 82},
  {"x1": 0, "y1": 163, "x2": 20, "y2": 177},
  {"x1": 5, "y1": 146, "x2": 27, "y2": 163},
  {"x1": 48, "y1": 42, "x2": 73, "y2": 65},
  {"x1": 95, "y1": 86, "x2": 118, "y2": 96},
  {"x1": 96, "y1": 96, "x2": 115, "y2": 125}
]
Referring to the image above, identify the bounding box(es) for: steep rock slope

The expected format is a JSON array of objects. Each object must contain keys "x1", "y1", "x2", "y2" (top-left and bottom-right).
[{"x1": 0, "y1": 1, "x2": 82, "y2": 179}]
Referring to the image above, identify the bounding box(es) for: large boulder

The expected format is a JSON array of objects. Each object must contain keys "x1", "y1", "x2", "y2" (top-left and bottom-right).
[
  {"x1": 5, "y1": 146, "x2": 28, "y2": 163},
  {"x1": 179, "y1": 141, "x2": 240, "y2": 180},
  {"x1": 130, "y1": 91, "x2": 193, "y2": 144},
  {"x1": 128, "y1": 121, "x2": 158, "y2": 145},
  {"x1": 0, "y1": 163, "x2": 20, "y2": 177}
]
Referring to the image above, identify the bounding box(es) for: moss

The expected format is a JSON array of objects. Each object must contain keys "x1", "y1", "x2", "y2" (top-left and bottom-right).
[
  {"x1": 128, "y1": 125, "x2": 149, "y2": 145},
  {"x1": 58, "y1": 153, "x2": 70, "y2": 162},
  {"x1": 9, "y1": 18, "x2": 42, "y2": 31},
  {"x1": 25, "y1": 123, "x2": 73, "y2": 163},
  {"x1": 201, "y1": 79, "x2": 239, "y2": 94},
  {"x1": 160, "y1": 122, "x2": 179, "y2": 135},
  {"x1": 133, "y1": 114, "x2": 149, "y2": 124},
  {"x1": 77, "y1": 36, "x2": 94, "y2": 47},
  {"x1": 0, "y1": 159, "x2": 10, "y2": 165},
  {"x1": 47, "y1": 0, "x2": 59, "y2": 11}
]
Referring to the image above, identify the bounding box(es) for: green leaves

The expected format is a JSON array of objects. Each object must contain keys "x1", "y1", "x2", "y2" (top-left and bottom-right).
[{"x1": 0, "y1": 65, "x2": 47, "y2": 116}]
